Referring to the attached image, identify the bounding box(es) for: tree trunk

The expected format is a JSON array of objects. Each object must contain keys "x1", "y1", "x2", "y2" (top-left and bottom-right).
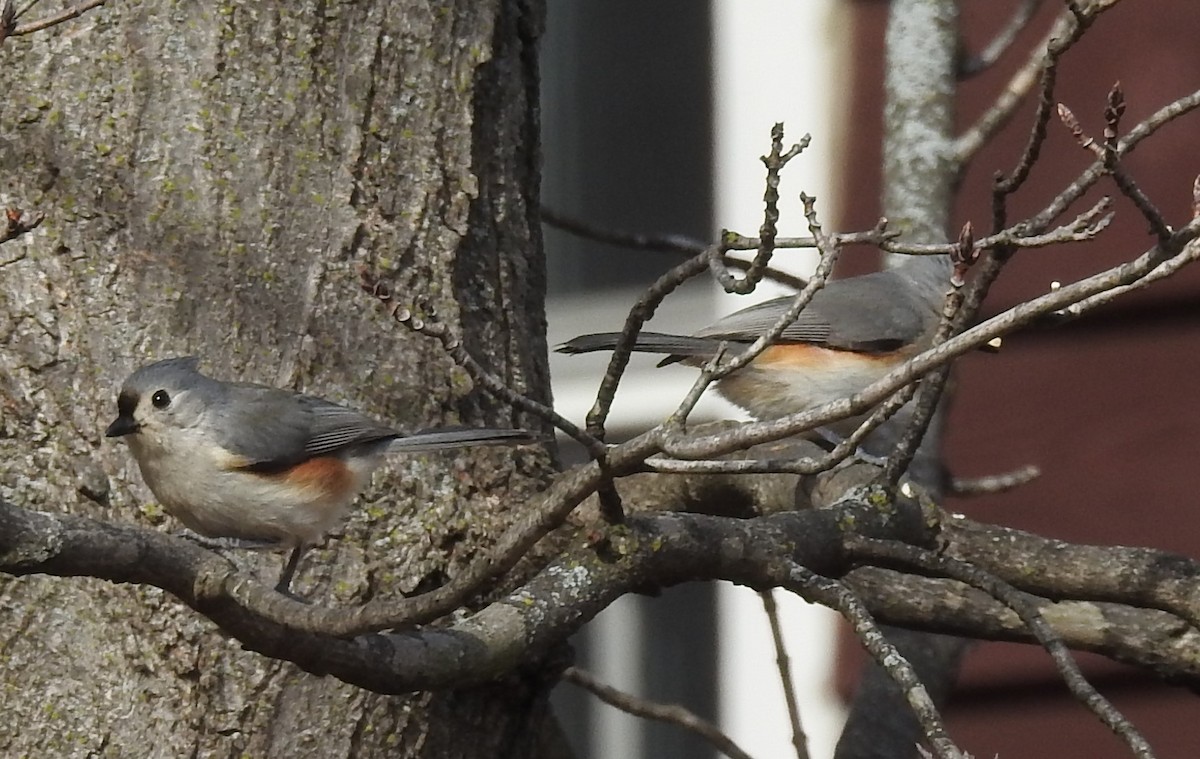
[{"x1": 0, "y1": 1, "x2": 560, "y2": 756}]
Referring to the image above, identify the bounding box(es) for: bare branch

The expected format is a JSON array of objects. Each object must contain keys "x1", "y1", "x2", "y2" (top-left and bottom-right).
[
  {"x1": 11, "y1": 0, "x2": 44, "y2": 21},
  {"x1": 957, "y1": 5, "x2": 1071, "y2": 164},
  {"x1": 358, "y1": 269, "x2": 592, "y2": 451},
  {"x1": 709, "y1": 124, "x2": 811, "y2": 295},
  {"x1": 540, "y1": 208, "x2": 900, "y2": 292},
  {"x1": 943, "y1": 517, "x2": 1200, "y2": 632},
  {"x1": 662, "y1": 215, "x2": 841, "y2": 432},
  {"x1": 583, "y1": 126, "x2": 832, "y2": 444},
  {"x1": 1047, "y1": 233, "x2": 1200, "y2": 322},
  {"x1": 582, "y1": 251, "x2": 712, "y2": 440},
  {"x1": 882, "y1": 234, "x2": 975, "y2": 485},
  {"x1": 647, "y1": 385, "x2": 915, "y2": 476},
  {"x1": 760, "y1": 591, "x2": 810, "y2": 759},
  {"x1": 1021, "y1": 86, "x2": 1200, "y2": 235},
  {"x1": 563, "y1": 667, "x2": 756, "y2": 759},
  {"x1": 5, "y1": 0, "x2": 108, "y2": 39},
  {"x1": 8, "y1": 482, "x2": 1200, "y2": 697},
  {"x1": 540, "y1": 207, "x2": 708, "y2": 255},
  {"x1": 958, "y1": 0, "x2": 1043, "y2": 79},
  {"x1": 948, "y1": 464, "x2": 1041, "y2": 497},
  {"x1": 992, "y1": 0, "x2": 1119, "y2": 212},
  {"x1": 855, "y1": 568, "x2": 1200, "y2": 702}
]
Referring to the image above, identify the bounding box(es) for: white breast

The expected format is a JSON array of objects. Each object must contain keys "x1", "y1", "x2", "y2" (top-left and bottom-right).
[
  {"x1": 715, "y1": 347, "x2": 897, "y2": 422},
  {"x1": 126, "y1": 426, "x2": 383, "y2": 547}
]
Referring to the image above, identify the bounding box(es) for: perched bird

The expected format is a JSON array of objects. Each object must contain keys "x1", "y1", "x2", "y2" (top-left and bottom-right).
[
  {"x1": 557, "y1": 258, "x2": 951, "y2": 429},
  {"x1": 105, "y1": 356, "x2": 537, "y2": 594}
]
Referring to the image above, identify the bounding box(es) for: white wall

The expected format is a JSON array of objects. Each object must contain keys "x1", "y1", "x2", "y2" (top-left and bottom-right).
[{"x1": 711, "y1": 2, "x2": 852, "y2": 758}]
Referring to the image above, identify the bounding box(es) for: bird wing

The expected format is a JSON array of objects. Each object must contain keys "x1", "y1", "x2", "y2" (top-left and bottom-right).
[
  {"x1": 211, "y1": 385, "x2": 399, "y2": 471},
  {"x1": 695, "y1": 270, "x2": 933, "y2": 353}
]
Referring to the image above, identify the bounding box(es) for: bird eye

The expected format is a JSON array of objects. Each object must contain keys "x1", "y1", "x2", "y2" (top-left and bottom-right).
[{"x1": 151, "y1": 389, "x2": 171, "y2": 409}]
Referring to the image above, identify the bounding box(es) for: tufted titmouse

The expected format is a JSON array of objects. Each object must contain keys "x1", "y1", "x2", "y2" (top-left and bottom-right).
[
  {"x1": 105, "y1": 357, "x2": 537, "y2": 594},
  {"x1": 557, "y1": 257, "x2": 952, "y2": 429}
]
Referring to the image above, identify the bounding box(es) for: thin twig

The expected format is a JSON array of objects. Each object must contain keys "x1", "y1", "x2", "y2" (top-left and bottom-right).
[
  {"x1": 664, "y1": 342, "x2": 729, "y2": 429},
  {"x1": 12, "y1": 0, "x2": 43, "y2": 21},
  {"x1": 760, "y1": 591, "x2": 810, "y2": 759},
  {"x1": 724, "y1": 224, "x2": 900, "y2": 254},
  {"x1": 583, "y1": 251, "x2": 712, "y2": 441},
  {"x1": 965, "y1": 32, "x2": 1177, "y2": 376},
  {"x1": 586, "y1": 127, "x2": 824, "y2": 441},
  {"x1": 547, "y1": 206, "x2": 1104, "y2": 263},
  {"x1": 991, "y1": 1, "x2": 1120, "y2": 223},
  {"x1": 1021, "y1": 86, "x2": 1200, "y2": 237},
  {"x1": 540, "y1": 208, "x2": 812, "y2": 291},
  {"x1": 360, "y1": 270, "x2": 626, "y2": 524},
  {"x1": 949, "y1": 464, "x2": 1041, "y2": 497},
  {"x1": 662, "y1": 195, "x2": 841, "y2": 432},
  {"x1": 882, "y1": 224, "x2": 978, "y2": 485},
  {"x1": 703, "y1": 195, "x2": 841, "y2": 384},
  {"x1": 649, "y1": 384, "x2": 915, "y2": 473},
  {"x1": 562, "y1": 666, "x2": 756, "y2": 759},
  {"x1": 540, "y1": 207, "x2": 708, "y2": 255},
  {"x1": 875, "y1": 199, "x2": 1113, "y2": 258},
  {"x1": 709, "y1": 125, "x2": 811, "y2": 295},
  {"x1": 1048, "y1": 232, "x2": 1200, "y2": 320},
  {"x1": 358, "y1": 271, "x2": 602, "y2": 456}
]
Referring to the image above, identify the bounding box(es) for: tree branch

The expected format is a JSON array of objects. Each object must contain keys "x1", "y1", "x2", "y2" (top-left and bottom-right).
[
  {"x1": 2, "y1": 0, "x2": 108, "y2": 41},
  {"x1": 6, "y1": 489, "x2": 1200, "y2": 698}
]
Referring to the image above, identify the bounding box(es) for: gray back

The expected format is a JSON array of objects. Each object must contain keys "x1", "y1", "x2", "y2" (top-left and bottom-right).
[{"x1": 695, "y1": 268, "x2": 939, "y2": 352}]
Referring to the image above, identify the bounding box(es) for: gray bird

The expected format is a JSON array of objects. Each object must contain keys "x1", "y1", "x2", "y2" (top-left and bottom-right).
[
  {"x1": 105, "y1": 357, "x2": 537, "y2": 594},
  {"x1": 558, "y1": 259, "x2": 950, "y2": 425}
]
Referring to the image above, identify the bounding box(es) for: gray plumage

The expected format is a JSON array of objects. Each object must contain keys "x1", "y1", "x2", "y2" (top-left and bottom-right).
[
  {"x1": 105, "y1": 357, "x2": 537, "y2": 593},
  {"x1": 556, "y1": 266, "x2": 941, "y2": 359},
  {"x1": 556, "y1": 257, "x2": 953, "y2": 423},
  {"x1": 694, "y1": 269, "x2": 930, "y2": 351},
  {"x1": 211, "y1": 391, "x2": 401, "y2": 471},
  {"x1": 113, "y1": 357, "x2": 532, "y2": 471}
]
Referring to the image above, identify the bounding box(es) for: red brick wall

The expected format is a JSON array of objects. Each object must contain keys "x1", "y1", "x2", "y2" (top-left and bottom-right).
[{"x1": 838, "y1": 2, "x2": 1200, "y2": 755}]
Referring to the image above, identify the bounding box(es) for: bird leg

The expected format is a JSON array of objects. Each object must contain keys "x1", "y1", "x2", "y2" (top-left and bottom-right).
[{"x1": 275, "y1": 545, "x2": 307, "y2": 596}]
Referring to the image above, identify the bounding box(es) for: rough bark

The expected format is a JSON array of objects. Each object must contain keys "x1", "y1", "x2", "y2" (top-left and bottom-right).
[{"x1": 0, "y1": 1, "x2": 558, "y2": 757}]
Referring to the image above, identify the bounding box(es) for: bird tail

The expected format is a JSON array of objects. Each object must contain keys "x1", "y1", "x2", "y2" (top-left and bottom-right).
[
  {"x1": 387, "y1": 427, "x2": 541, "y2": 452},
  {"x1": 555, "y1": 332, "x2": 722, "y2": 359}
]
